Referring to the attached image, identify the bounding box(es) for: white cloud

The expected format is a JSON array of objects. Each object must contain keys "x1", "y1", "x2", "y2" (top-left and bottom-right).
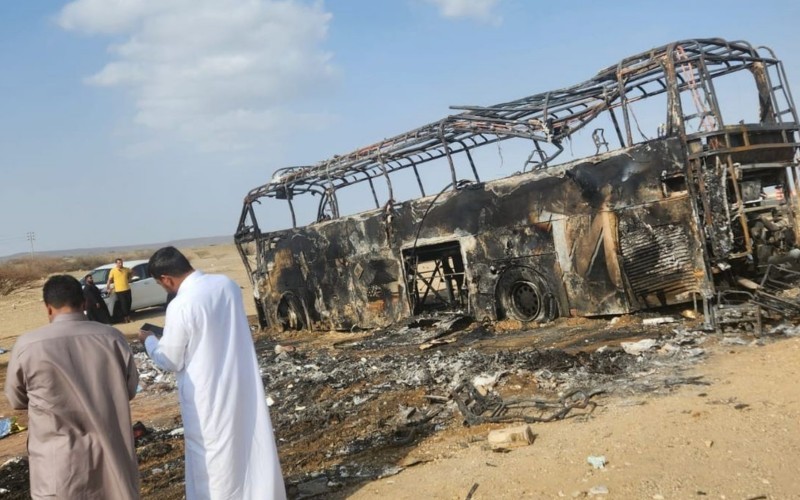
[
  {"x1": 58, "y1": 0, "x2": 168, "y2": 35},
  {"x1": 425, "y1": 0, "x2": 502, "y2": 23},
  {"x1": 58, "y1": 0, "x2": 336, "y2": 151}
]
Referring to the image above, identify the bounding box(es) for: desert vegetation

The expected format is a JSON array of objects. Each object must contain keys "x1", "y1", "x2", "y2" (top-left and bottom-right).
[{"x1": 0, "y1": 250, "x2": 154, "y2": 296}]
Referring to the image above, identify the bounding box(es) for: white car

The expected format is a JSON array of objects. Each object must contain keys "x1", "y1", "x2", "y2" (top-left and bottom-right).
[{"x1": 84, "y1": 259, "x2": 168, "y2": 321}]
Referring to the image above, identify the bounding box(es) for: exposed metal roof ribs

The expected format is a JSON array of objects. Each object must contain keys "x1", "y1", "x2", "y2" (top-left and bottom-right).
[{"x1": 244, "y1": 38, "x2": 785, "y2": 202}]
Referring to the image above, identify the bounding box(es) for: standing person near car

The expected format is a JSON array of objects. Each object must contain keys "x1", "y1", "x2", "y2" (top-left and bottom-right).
[
  {"x1": 5, "y1": 275, "x2": 140, "y2": 499},
  {"x1": 83, "y1": 273, "x2": 111, "y2": 324},
  {"x1": 138, "y1": 246, "x2": 286, "y2": 499},
  {"x1": 107, "y1": 257, "x2": 133, "y2": 323}
]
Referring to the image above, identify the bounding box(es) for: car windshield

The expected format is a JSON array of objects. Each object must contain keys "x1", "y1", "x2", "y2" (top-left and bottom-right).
[
  {"x1": 132, "y1": 264, "x2": 149, "y2": 280},
  {"x1": 89, "y1": 269, "x2": 110, "y2": 285}
]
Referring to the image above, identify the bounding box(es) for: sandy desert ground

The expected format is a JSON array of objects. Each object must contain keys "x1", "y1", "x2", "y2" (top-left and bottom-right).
[{"x1": 1, "y1": 243, "x2": 799, "y2": 499}]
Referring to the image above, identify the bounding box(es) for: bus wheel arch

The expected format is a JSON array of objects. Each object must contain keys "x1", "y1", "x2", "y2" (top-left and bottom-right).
[{"x1": 275, "y1": 291, "x2": 311, "y2": 331}]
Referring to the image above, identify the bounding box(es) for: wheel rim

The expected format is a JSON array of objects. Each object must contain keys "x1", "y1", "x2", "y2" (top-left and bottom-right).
[{"x1": 509, "y1": 280, "x2": 541, "y2": 321}]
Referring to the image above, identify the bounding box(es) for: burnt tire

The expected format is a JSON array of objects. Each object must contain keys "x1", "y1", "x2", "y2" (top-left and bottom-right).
[{"x1": 495, "y1": 267, "x2": 557, "y2": 323}]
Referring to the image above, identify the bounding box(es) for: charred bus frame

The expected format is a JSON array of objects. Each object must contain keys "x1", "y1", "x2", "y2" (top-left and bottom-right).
[{"x1": 235, "y1": 38, "x2": 800, "y2": 331}]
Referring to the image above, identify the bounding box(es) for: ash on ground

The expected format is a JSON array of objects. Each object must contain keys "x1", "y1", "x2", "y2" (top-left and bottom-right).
[{"x1": 1, "y1": 312, "x2": 792, "y2": 499}]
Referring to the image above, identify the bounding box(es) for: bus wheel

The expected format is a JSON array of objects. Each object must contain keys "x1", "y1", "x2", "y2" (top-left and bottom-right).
[
  {"x1": 276, "y1": 292, "x2": 308, "y2": 331},
  {"x1": 496, "y1": 267, "x2": 555, "y2": 323}
]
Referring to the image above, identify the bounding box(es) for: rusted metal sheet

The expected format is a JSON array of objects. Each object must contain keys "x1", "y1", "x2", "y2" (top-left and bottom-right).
[{"x1": 236, "y1": 38, "x2": 800, "y2": 331}]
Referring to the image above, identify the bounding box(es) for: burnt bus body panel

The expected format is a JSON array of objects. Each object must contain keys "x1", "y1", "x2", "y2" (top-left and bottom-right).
[
  {"x1": 237, "y1": 39, "x2": 800, "y2": 331},
  {"x1": 250, "y1": 138, "x2": 706, "y2": 330}
]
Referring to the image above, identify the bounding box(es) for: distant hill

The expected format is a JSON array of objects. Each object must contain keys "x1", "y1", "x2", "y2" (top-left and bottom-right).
[{"x1": 1, "y1": 235, "x2": 233, "y2": 261}]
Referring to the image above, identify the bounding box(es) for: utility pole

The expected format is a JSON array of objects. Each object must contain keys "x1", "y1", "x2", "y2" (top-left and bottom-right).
[{"x1": 26, "y1": 231, "x2": 35, "y2": 256}]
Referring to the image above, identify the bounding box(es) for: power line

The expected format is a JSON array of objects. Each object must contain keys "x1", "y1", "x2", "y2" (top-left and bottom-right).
[{"x1": 0, "y1": 234, "x2": 26, "y2": 243}]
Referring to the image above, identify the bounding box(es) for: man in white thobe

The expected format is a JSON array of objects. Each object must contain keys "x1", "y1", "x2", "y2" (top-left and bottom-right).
[{"x1": 138, "y1": 246, "x2": 285, "y2": 499}]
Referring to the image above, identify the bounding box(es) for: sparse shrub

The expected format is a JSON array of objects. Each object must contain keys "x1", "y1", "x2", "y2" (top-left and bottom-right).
[
  {"x1": 126, "y1": 249, "x2": 156, "y2": 261},
  {"x1": 0, "y1": 249, "x2": 159, "y2": 296},
  {"x1": 62, "y1": 255, "x2": 111, "y2": 272},
  {"x1": 0, "y1": 257, "x2": 63, "y2": 296}
]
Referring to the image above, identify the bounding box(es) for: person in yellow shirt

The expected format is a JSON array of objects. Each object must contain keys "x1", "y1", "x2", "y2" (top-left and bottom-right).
[{"x1": 107, "y1": 258, "x2": 133, "y2": 323}]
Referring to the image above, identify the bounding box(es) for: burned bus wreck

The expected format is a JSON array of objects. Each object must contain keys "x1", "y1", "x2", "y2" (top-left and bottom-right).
[{"x1": 235, "y1": 38, "x2": 800, "y2": 332}]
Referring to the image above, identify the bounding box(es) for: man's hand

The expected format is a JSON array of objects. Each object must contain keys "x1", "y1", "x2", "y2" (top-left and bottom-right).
[{"x1": 138, "y1": 329, "x2": 156, "y2": 343}]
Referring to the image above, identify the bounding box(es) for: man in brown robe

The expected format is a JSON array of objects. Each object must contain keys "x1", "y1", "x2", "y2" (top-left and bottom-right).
[{"x1": 4, "y1": 275, "x2": 140, "y2": 499}]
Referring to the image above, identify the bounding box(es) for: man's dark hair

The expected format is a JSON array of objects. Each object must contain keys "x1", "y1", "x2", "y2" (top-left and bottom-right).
[
  {"x1": 43, "y1": 275, "x2": 85, "y2": 309},
  {"x1": 148, "y1": 246, "x2": 193, "y2": 278}
]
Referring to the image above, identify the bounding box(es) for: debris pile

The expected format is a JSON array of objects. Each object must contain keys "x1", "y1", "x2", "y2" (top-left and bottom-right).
[
  {"x1": 134, "y1": 352, "x2": 177, "y2": 392},
  {"x1": 5, "y1": 313, "x2": 797, "y2": 498},
  {"x1": 254, "y1": 316, "x2": 715, "y2": 496},
  {"x1": 0, "y1": 458, "x2": 27, "y2": 498}
]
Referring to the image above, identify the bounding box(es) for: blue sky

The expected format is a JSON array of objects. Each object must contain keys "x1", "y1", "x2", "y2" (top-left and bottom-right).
[{"x1": 1, "y1": 0, "x2": 798, "y2": 257}]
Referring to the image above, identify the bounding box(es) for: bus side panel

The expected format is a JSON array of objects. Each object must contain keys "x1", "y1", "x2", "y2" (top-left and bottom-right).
[
  {"x1": 261, "y1": 216, "x2": 409, "y2": 331},
  {"x1": 402, "y1": 137, "x2": 706, "y2": 319},
  {"x1": 616, "y1": 198, "x2": 708, "y2": 308},
  {"x1": 257, "y1": 137, "x2": 710, "y2": 329}
]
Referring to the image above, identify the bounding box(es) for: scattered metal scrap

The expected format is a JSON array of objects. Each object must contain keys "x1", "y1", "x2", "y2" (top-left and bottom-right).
[
  {"x1": 465, "y1": 482, "x2": 480, "y2": 500},
  {"x1": 452, "y1": 385, "x2": 602, "y2": 425},
  {"x1": 134, "y1": 352, "x2": 176, "y2": 391},
  {"x1": 753, "y1": 264, "x2": 800, "y2": 315},
  {"x1": 332, "y1": 313, "x2": 476, "y2": 351},
  {"x1": 258, "y1": 319, "x2": 717, "y2": 494},
  {"x1": 3, "y1": 317, "x2": 799, "y2": 497}
]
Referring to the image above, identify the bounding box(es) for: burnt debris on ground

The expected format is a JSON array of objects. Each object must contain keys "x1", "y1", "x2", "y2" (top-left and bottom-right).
[
  {"x1": 2, "y1": 313, "x2": 798, "y2": 499},
  {"x1": 258, "y1": 314, "x2": 710, "y2": 496}
]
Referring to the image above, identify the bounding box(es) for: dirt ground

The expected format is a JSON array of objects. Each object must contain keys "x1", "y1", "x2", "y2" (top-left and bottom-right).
[
  {"x1": 1, "y1": 243, "x2": 800, "y2": 499},
  {"x1": 344, "y1": 337, "x2": 800, "y2": 499}
]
